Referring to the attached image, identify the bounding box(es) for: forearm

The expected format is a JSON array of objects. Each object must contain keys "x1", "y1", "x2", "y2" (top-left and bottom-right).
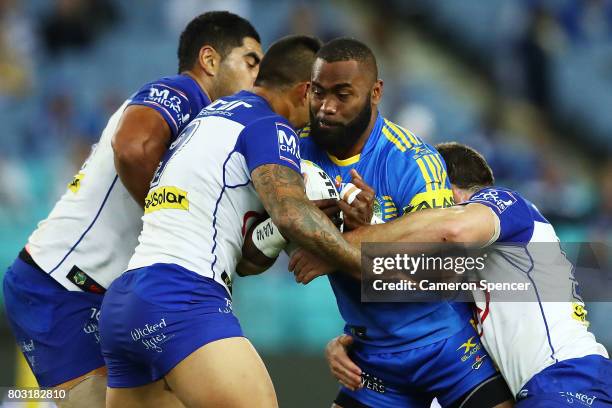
[
  {"x1": 252, "y1": 164, "x2": 360, "y2": 272},
  {"x1": 275, "y1": 197, "x2": 360, "y2": 272},
  {"x1": 344, "y1": 208, "x2": 450, "y2": 246}
]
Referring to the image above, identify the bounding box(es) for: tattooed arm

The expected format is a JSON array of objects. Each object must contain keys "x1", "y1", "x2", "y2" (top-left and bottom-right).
[{"x1": 251, "y1": 164, "x2": 360, "y2": 273}]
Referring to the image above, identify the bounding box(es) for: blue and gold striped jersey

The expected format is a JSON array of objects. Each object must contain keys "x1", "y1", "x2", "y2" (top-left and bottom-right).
[{"x1": 300, "y1": 113, "x2": 471, "y2": 351}]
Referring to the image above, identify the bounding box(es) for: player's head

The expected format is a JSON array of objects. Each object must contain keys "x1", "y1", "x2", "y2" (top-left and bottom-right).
[
  {"x1": 435, "y1": 142, "x2": 495, "y2": 203},
  {"x1": 254, "y1": 35, "x2": 322, "y2": 128},
  {"x1": 309, "y1": 37, "x2": 383, "y2": 154},
  {"x1": 178, "y1": 11, "x2": 263, "y2": 100}
]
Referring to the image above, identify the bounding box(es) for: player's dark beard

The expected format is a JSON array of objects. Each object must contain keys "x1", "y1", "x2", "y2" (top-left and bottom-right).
[{"x1": 309, "y1": 96, "x2": 372, "y2": 155}]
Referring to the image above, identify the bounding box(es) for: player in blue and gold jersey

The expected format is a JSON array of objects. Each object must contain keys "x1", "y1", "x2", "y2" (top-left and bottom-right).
[{"x1": 294, "y1": 38, "x2": 513, "y2": 408}]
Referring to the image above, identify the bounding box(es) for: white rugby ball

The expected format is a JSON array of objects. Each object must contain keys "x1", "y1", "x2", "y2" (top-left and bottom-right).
[{"x1": 301, "y1": 159, "x2": 340, "y2": 200}]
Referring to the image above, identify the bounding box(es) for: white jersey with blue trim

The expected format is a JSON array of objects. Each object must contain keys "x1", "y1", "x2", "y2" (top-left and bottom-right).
[
  {"x1": 127, "y1": 90, "x2": 302, "y2": 294},
  {"x1": 26, "y1": 74, "x2": 209, "y2": 291},
  {"x1": 468, "y1": 187, "x2": 608, "y2": 396}
]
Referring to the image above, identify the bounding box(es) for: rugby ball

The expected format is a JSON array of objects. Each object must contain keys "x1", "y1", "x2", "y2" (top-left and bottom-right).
[{"x1": 301, "y1": 160, "x2": 340, "y2": 200}]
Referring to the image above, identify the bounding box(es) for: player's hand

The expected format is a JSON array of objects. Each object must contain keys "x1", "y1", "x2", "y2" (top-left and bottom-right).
[
  {"x1": 339, "y1": 169, "x2": 375, "y2": 231},
  {"x1": 288, "y1": 248, "x2": 335, "y2": 284},
  {"x1": 325, "y1": 335, "x2": 362, "y2": 391},
  {"x1": 312, "y1": 198, "x2": 342, "y2": 229}
]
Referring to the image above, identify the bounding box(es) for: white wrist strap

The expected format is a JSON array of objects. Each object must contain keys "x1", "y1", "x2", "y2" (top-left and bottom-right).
[
  {"x1": 252, "y1": 218, "x2": 287, "y2": 258},
  {"x1": 340, "y1": 183, "x2": 362, "y2": 205}
]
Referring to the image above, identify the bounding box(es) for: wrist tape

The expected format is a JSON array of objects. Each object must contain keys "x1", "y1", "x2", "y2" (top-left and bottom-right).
[{"x1": 252, "y1": 218, "x2": 287, "y2": 258}]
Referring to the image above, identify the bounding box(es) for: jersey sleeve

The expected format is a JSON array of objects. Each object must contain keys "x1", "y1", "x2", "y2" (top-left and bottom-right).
[
  {"x1": 128, "y1": 80, "x2": 192, "y2": 140},
  {"x1": 467, "y1": 188, "x2": 534, "y2": 243},
  {"x1": 394, "y1": 150, "x2": 454, "y2": 215},
  {"x1": 239, "y1": 118, "x2": 301, "y2": 174}
]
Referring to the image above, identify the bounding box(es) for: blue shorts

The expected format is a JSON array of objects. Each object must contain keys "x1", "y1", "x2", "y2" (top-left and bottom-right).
[
  {"x1": 336, "y1": 322, "x2": 505, "y2": 407},
  {"x1": 515, "y1": 355, "x2": 612, "y2": 407},
  {"x1": 99, "y1": 263, "x2": 243, "y2": 388},
  {"x1": 3, "y1": 256, "x2": 105, "y2": 387}
]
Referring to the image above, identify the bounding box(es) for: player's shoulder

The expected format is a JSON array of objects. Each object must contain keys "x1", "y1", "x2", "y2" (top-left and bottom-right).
[
  {"x1": 196, "y1": 91, "x2": 282, "y2": 128},
  {"x1": 469, "y1": 187, "x2": 522, "y2": 212},
  {"x1": 136, "y1": 74, "x2": 201, "y2": 99},
  {"x1": 295, "y1": 125, "x2": 320, "y2": 159},
  {"x1": 378, "y1": 117, "x2": 437, "y2": 164},
  {"x1": 378, "y1": 118, "x2": 445, "y2": 183},
  {"x1": 469, "y1": 186, "x2": 547, "y2": 222},
  {"x1": 298, "y1": 124, "x2": 311, "y2": 139}
]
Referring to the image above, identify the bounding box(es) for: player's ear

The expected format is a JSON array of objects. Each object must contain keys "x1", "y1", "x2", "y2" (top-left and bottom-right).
[
  {"x1": 371, "y1": 79, "x2": 383, "y2": 106},
  {"x1": 198, "y1": 45, "x2": 221, "y2": 76},
  {"x1": 293, "y1": 82, "x2": 310, "y2": 106}
]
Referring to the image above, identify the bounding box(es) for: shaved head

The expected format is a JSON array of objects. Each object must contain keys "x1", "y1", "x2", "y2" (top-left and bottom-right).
[{"x1": 315, "y1": 37, "x2": 378, "y2": 84}]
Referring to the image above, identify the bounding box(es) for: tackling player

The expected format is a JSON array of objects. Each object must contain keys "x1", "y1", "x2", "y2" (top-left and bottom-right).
[
  {"x1": 98, "y1": 35, "x2": 361, "y2": 408},
  {"x1": 248, "y1": 38, "x2": 513, "y2": 407},
  {"x1": 321, "y1": 142, "x2": 612, "y2": 407},
  {"x1": 2, "y1": 11, "x2": 262, "y2": 407}
]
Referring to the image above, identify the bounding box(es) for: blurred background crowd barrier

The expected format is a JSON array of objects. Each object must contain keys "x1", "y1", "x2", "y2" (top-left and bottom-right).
[{"x1": 0, "y1": 1, "x2": 610, "y2": 406}]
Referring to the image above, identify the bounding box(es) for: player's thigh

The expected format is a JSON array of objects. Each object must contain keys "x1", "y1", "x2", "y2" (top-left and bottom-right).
[
  {"x1": 106, "y1": 379, "x2": 186, "y2": 408},
  {"x1": 53, "y1": 366, "x2": 107, "y2": 408},
  {"x1": 3, "y1": 257, "x2": 106, "y2": 388},
  {"x1": 165, "y1": 336, "x2": 277, "y2": 408}
]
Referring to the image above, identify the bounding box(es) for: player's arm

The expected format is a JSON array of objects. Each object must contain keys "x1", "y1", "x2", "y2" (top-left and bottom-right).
[
  {"x1": 237, "y1": 199, "x2": 340, "y2": 277},
  {"x1": 251, "y1": 164, "x2": 360, "y2": 273},
  {"x1": 236, "y1": 213, "x2": 283, "y2": 277},
  {"x1": 290, "y1": 203, "x2": 498, "y2": 282},
  {"x1": 112, "y1": 105, "x2": 171, "y2": 206},
  {"x1": 347, "y1": 202, "x2": 498, "y2": 246}
]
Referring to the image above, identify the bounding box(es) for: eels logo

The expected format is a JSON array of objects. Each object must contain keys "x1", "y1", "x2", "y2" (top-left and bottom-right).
[{"x1": 145, "y1": 186, "x2": 189, "y2": 214}]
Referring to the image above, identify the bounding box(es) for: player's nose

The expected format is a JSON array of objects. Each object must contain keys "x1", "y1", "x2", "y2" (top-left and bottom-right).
[{"x1": 320, "y1": 98, "x2": 337, "y2": 115}]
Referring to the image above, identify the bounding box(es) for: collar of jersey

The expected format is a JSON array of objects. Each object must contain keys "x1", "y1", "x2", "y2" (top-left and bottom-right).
[
  {"x1": 181, "y1": 73, "x2": 212, "y2": 105},
  {"x1": 235, "y1": 90, "x2": 274, "y2": 112},
  {"x1": 326, "y1": 113, "x2": 384, "y2": 167}
]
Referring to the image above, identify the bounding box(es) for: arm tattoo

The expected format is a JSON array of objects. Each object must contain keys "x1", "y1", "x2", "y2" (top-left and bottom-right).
[{"x1": 252, "y1": 164, "x2": 360, "y2": 272}]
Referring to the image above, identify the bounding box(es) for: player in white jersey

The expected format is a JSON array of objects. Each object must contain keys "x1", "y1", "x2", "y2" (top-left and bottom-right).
[
  {"x1": 98, "y1": 35, "x2": 361, "y2": 408},
  {"x1": 317, "y1": 142, "x2": 612, "y2": 407},
  {"x1": 2, "y1": 11, "x2": 262, "y2": 407}
]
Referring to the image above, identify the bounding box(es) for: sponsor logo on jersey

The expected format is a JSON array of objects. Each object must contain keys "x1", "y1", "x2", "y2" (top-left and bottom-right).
[
  {"x1": 68, "y1": 173, "x2": 84, "y2": 193},
  {"x1": 147, "y1": 86, "x2": 183, "y2": 114},
  {"x1": 145, "y1": 186, "x2": 189, "y2": 214},
  {"x1": 361, "y1": 372, "x2": 385, "y2": 394},
  {"x1": 277, "y1": 122, "x2": 300, "y2": 168},
  {"x1": 202, "y1": 99, "x2": 253, "y2": 117},
  {"x1": 517, "y1": 388, "x2": 529, "y2": 399},
  {"x1": 403, "y1": 189, "x2": 454, "y2": 213},
  {"x1": 470, "y1": 189, "x2": 517, "y2": 213}
]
